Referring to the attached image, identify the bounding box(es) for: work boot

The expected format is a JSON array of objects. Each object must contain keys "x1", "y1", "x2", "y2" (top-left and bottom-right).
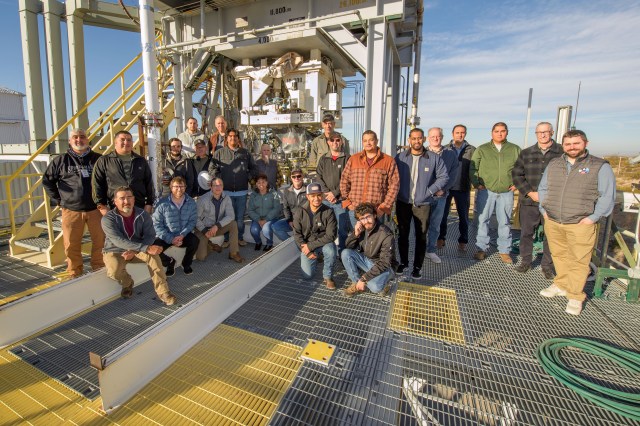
[
  {"x1": 208, "y1": 241, "x2": 222, "y2": 253},
  {"x1": 221, "y1": 241, "x2": 230, "y2": 248},
  {"x1": 343, "y1": 282, "x2": 364, "y2": 298},
  {"x1": 229, "y1": 252, "x2": 244, "y2": 263},
  {"x1": 499, "y1": 253, "x2": 513, "y2": 264},
  {"x1": 121, "y1": 286, "x2": 133, "y2": 299},
  {"x1": 458, "y1": 243, "x2": 467, "y2": 252},
  {"x1": 159, "y1": 292, "x2": 177, "y2": 306},
  {"x1": 542, "y1": 267, "x2": 555, "y2": 280},
  {"x1": 238, "y1": 240, "x2": 247, "y2": 246},
  {"x1": 515, "y1": 263, "x2": 531, "y2": 273},
  {"x1": 436, "y1": 239, "x2": 445, "y2": 249},
  {"x1": 324, "y1": 278, "x2": 336, "y2": 290},
  {"x1": 473, "y1": 250, "x2": 486, "y2": 260}
]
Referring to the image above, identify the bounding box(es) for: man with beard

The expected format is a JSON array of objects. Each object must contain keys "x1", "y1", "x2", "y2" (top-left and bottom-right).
[
  {"x1": 178, "y1": 116, "x2": 205, "y2": 156},
  {"x1": 160, "y1": 138, "x2": 195, "y2": 197},
  {"x1": 538, "y1": 130, "x2": 615, "y2": 315}
]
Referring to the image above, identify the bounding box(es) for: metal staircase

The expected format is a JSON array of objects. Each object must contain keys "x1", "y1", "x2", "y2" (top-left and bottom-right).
[{"x1": 4, "y1": 50, "x2": 176, "y2": 270}]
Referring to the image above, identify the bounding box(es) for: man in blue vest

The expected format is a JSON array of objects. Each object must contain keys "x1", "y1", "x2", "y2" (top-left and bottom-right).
[{"x1": 538, "y1": 130, "x2": 615, "y2": 315}]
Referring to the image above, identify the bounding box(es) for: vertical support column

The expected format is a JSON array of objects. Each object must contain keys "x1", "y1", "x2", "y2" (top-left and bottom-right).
[
  {"x1": 364, "y1": 19, "x2": 389, "y2": 152},
  {"x1": 43, "y1": 0, "x2": 68, "y2": 152},
  {"x1": 139, "y1": 0, "x2": 162, "y2": 200},
  {"x1": 172, "y1": 53, "x2": 184, "y2": 135},
  {"x1": 385, "y1": 64, "x2": 400, "y2": 156},
  {"x1": 18, "y1": 0, "x2": 47, "y2": 152},
  {"x1": 66, "y1": 2, "x2": 89, "y2": 130}
]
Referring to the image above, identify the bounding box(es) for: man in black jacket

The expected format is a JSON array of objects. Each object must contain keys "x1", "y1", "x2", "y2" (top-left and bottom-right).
[
  {"x1": 191, "y1": 139, "x2": 212, "y2": 198},
  {"x1": 42, "y1": 128, "x2": 105, "y2": 277},
  {"x1": 341, "y1": 202, "x2": 397, "y2": 297},
  {"x1": 292, "y1": 183, "x2": 337, "y2": 289},
  {"x1": 208, "y1": 128, "x2": 256, "y2": 246},
  {"x1": 160, "y1": 138, "x2": 195, "y2": 197},
  {"x1": 512, "y1": 122, "x2": 563, "y2": 277},
  {"x1": 438, "y1": 124, "x2": 476, "y2": 251},
  {"x1": 273, "y1": 168, "x2": 307, "y2": 242},
  {"x1": 92, "y1": 130, "x2": 154, "y2": 214}
]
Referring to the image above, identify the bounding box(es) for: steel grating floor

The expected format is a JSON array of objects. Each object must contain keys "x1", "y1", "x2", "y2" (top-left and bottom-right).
[{"x1": 2, "y1": 218, "x2": 639, "y2": 425}]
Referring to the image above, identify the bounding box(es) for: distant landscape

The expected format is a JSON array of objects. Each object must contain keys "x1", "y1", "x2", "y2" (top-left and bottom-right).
[{"x1": 604, "y1": 156, "x2": 640, "y2": 191}]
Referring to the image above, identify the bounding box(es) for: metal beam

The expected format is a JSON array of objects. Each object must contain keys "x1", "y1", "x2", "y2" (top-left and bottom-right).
[
  {"x1": 18, "y1": 0, "x2": 47, "y2": 152},
  {"x1": 66, "y1": 2, "x2": 89, "y2": 129},
  {"x1": 43, "y1": 0, "x2": 68, "y2": 151},
  {"x1": 94, "y1": 239, "x2": 299, "y2": 413},
  {"x1": 364, "y1": 19, "x2": 389, "y2": 150},
  {"x1": 0, "y1": 265, "x2": 151, "y2": 349}
]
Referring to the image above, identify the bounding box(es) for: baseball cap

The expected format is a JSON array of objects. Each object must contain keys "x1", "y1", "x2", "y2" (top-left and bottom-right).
[
  {"x1": 306, "y1": 183, "x2": 323, "y2": 194},
  {"x1": 322, "y1": 113, "x2": 335, "y2": 122},
  {"x1": 290, "y1": 168, "x2": 303, "y2": 176},
  {"x1": 194, "y1": 139, "x2": 206, "y2": 146}
]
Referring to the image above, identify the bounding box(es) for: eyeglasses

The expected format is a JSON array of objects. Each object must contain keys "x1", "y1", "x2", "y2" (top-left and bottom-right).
[
  {"x1": 171, "y1": 185, "x2": 186, "y2": 189},
  {"x1": 211, "y1": 184, "x2": 223, "y2": 187},
  {"x1": 535, "y1": 131, "x2": 551, "y2": 135},
  {"x1": 358, "y1": 214, "x2": 375, "y2": 222},
  {"x1": 170, "y1": 145, "x2": 182, "y2": 149},
  {"x1": 291, "y1": 175, "x2": 303, "y2": 179}
]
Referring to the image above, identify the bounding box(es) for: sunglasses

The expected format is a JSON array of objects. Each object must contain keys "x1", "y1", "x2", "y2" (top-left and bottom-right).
[
  {"x1": 329, "y1": 138, "x2": 341, "y2": 141},
  {"x1": 291, "y1": 175, "x2": 303, "y2": 179}
]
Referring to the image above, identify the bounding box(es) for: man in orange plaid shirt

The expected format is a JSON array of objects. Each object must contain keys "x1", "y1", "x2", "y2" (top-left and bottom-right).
[{"x1": 340, "y1": 130, "x2": 400, "y2": 227}]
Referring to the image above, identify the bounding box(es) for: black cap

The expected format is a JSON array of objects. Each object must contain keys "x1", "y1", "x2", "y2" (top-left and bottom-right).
[
  {"x1": 306, "y1": 183, "x2": 323, "y2": 194},
  {"x1": 322, "y1": 113, "x2": 335, "y2": 122}
]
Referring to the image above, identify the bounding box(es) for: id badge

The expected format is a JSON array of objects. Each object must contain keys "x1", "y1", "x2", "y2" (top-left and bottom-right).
[{"x1": 81, "y1": 168, "x2": 90, "y2": 178}]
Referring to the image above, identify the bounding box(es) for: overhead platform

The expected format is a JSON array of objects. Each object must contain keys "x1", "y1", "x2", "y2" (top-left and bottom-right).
[{"x1": 1, "y1": 221, "x2": 638, "y2": 425}]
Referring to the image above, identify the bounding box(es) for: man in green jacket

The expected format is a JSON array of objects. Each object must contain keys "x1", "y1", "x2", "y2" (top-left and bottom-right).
[{"x1": 470, "y1": 122, "x2": 521, "y2": 263}]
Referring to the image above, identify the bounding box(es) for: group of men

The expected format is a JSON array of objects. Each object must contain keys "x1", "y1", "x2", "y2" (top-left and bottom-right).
[{"x1": 42, "y1": 113, "x2": 615, "y2": 316}]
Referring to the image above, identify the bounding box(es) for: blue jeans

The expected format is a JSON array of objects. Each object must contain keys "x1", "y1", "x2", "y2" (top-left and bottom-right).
[
  {"x1": 323, "y1": 200, "x2": 350, "y2": 250},
  {"x1": 427, "y1": 196, "x2": 447, "y2": 253},
  {"x1": 272, "y1": 219, "x2": 292, "y2": 242},
  {"x1": 475, "y1": 189, "x2": 514, "y2": 254},
  {"x1": 229, "y1": 195, "x2": 247, "y2": 241},
  {"x1": 300, "y1": 243, "x2": 336, "y2": 280},
  {"x1": 341, "y1": 249, "x2": 392, "y2": 293},
  {"x1": 250, "y1": 219, "x2": 277, "y2": 245}
]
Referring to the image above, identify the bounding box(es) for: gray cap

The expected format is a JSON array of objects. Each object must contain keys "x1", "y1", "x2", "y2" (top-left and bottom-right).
[
  {"x1": 306, "y1": 183, "x2": 323, "y2": 194},
  {"x1": 322, "y1": 113, "x2": 335, "y2": 122},
  {"x1": 194, "y1": 138, "x2": 207, "y2": 146}
]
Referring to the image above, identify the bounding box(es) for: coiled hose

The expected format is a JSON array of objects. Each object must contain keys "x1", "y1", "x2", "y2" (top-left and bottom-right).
[{"x1": 536, "y1": 337, "x2": 640, "y2": 421}]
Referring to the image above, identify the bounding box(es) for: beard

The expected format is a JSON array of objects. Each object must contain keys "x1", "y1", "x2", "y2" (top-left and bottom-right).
[{"x1": 121, "y1": 206, "x2": 133, "y2": 214}]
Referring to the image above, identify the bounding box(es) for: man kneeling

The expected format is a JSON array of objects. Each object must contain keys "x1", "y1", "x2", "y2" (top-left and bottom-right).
[
  {"x1": 341, "y1": 202, "x2": 396, "y2": 297},
  {"x1": 292, "y1": 183, "x2": 337, "y2": 289},
  {"x1": 102, "y1": 186, "x2": 177, "y2": 305}
]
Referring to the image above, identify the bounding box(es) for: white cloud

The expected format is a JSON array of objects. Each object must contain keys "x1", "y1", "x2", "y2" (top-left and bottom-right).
[{"x1": 418, "y1": 0, "x2": 640, "y2": 154}]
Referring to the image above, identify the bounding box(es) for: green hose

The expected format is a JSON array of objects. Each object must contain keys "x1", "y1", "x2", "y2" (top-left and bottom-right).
[{"x1": 536, "y1": 337, "x2": 640, "y2": 421}]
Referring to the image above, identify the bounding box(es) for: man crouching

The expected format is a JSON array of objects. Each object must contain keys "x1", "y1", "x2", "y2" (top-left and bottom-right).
[
  {"x1": 342, "y1": 202, "x2": 397, "y2": 297},
  {"x1": 102, "y1": 186, "x2": 177, "y2": 305}
]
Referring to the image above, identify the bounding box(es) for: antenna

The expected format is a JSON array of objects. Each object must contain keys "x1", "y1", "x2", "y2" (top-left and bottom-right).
[{"x1": 573, "y1": 81, "x2": 581, "y2": 129}]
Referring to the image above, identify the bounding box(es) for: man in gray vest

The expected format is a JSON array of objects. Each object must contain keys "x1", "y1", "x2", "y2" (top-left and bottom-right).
[{"x1": 538, "y1": 130, "x2": 615, "y2": 315}]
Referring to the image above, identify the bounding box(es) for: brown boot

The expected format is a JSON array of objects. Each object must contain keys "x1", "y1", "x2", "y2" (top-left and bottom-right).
[
  {"x1": 436, "y1": 239, "x2": 445, "y2": 249},
  {"x1": 473, "y1": 250, "x2": 486, "y2": 260},
  {"x1": 121, "y1": 286, "x2": 133, "y2": 299},
  {"x1": 343, "y1": 282, "x2": 364, "y2": 297},
  {"x1": 208, "y1": 241, "x2": 222, "y2": 253},
  {"x1": 158, "y1": 292, "x2": 177, "y2": 306},
  {"x1": 229, "y1": 252, "x2": 244, "y2": 263},
  {"x1": 499, "y1": 253, "x2": 513, "y2": 264},
  {"x1": 458, "y1": 243, "x2": 467, "y2": 251},
  {"x1": 324, "y1": 278, "x2": 336, "y2": 290}
]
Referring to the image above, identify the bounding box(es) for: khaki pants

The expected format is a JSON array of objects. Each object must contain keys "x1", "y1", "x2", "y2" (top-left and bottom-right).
[
  {"x1": 195, "y1": 221, "x2": 240, "y2": 261},
  {"x1": 544, "y1": 219, "x2": 596, "y2": 301},
  {"x1": 61, "y1": 208, "x2": 105, "y2": 276},
  {"x1": 103, "y1": 251, "x2": 170, "y2": 296}
]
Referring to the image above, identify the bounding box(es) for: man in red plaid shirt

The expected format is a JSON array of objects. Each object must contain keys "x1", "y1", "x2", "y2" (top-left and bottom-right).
[{"x1": 340, "y1": 130, "x2": 400, "y2": 226}]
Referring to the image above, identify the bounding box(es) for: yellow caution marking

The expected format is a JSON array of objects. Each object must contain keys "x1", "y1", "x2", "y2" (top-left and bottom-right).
[
  {"x1": 0, "y1": 277, "x2": 65, "y2": 307},
  {"x1": 390, "y1": 282, "x2": 466, "y2": 345}
]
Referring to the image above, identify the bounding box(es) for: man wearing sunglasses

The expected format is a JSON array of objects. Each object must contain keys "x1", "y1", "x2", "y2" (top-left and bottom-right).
[
  {"x1": 316, "y1": 131, "x2": 350, "y2": 251},
  {"x1": 273, "y1": 168, "x2": 307, "y2": 242},
  {"x1": 341, "y1": 202, "x2": 397, "y2": 297},
  {"x1": 308, "y1": 113, "x2": 350, "y2": 169}
]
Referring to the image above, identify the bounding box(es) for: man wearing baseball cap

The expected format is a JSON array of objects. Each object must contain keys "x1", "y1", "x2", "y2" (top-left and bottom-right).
[
  {"x1": 292, "y1": 182, "x2": 338, "y2": 289},
  {"x1": 273, "y1": 168, "x2": 307, "y2": 242},
  {"x1": 308, "y1": 113, "x2": 350, "y2": 169}
]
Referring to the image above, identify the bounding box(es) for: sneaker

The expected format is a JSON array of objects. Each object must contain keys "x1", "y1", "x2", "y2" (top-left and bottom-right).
[
  {"x1": 166, "y1": 258, "x2": 176, "y2": 277},
  {"x1": 436, "y1": 239, "x2": 445, "y2": 249},
  {"x1": 565, "y1": 299, "x2": 583, "y2": 315},
  {"x1": 263, "y1": 245, "x2": 273, "y2": 252},
  {"x1": 159, "y1": 292, "x2": 177, "y2": 306},
  {"x1": 121, "y1": 286, "x2": 133, "y2": 299},
  {"x1": 474, "y1": 250, "x2": 486, "y2": 260},
  {"x1": 238, "y1": 240, "x2": 247, "y2": 247},
  {"x1": 540, "y1": 284, "x2": 567, "y2": 298},
  {"x1": 411, "y1": 267, "x2": 422, "y2": 279},
  {"x1": 426, "y1": 252, "x2": 442, "y2": 264},
  {"x1": 458, "y1": 243, "x2": 467, "y2": 252},
  {"x1": 324, "y1": 278, "x2": 336, "y2": 290},
  {"x1": 499, "y1": 253, "x2": 513, "y2": 264},
  {"x1": 208, "y1": 242, "x2": 222, "y2": 253},
  {"x1": 396, "y1": 263, "x2": 407, "y2": 274},
  {"x1": 183, "y1": 265, "x2": 193, "y2": 275},
  {"x1": 221, "y1": 241, "x2": 230, "y2": 248},
  {"x1": 343, "y1": 282, "x2": 364, "y2": 298},
  {"x1": 229, "y1": 252, "x2": 244, "y2": 263},
  {"x1": 515, "y1": 263, "x2": 530, "y2": 273},
  {"x1": 254, "y1": 243, "x2": 262, "y2": 251},
  {"x1": 542, "y1": 267, "x2": 555, "y2": 280}
]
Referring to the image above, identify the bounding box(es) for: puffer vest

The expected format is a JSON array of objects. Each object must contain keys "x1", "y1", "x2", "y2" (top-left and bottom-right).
[{"x1": 542, "y1": 153, "x2": 606, "y2": 224}]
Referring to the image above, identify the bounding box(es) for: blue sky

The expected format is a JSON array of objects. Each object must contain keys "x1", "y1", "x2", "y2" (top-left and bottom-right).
[{"x1": 1, "y1": 0, "x2": 638, "y2": 156}]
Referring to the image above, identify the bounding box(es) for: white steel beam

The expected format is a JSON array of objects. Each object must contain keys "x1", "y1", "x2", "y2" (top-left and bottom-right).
[
  {"x1": 94, "y1": 239, "x2": 298, "y2": 413},
  {"x1": 320, "y1": 25, "x2": 367, "y2": 73},
  {"x1": 43, "y1": 0, "x2": 68, "y2": 151},
  {"x1": 364, "y1": 19, "x2": 390, "y2": 150},
  {"x1": 0, "y1": 265, "x2": 151, "y2": 349},
  {"x1": 66, "y1": 2, "x2": 89, "y2": 130},
  {"x1": 18, "y1": 0, "x2": 47, "y2": 152}
]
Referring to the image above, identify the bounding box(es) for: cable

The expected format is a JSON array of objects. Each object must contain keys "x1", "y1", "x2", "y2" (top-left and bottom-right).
[{"x1": 536, "y1": 337, "x2": 640, "y2": 421}]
